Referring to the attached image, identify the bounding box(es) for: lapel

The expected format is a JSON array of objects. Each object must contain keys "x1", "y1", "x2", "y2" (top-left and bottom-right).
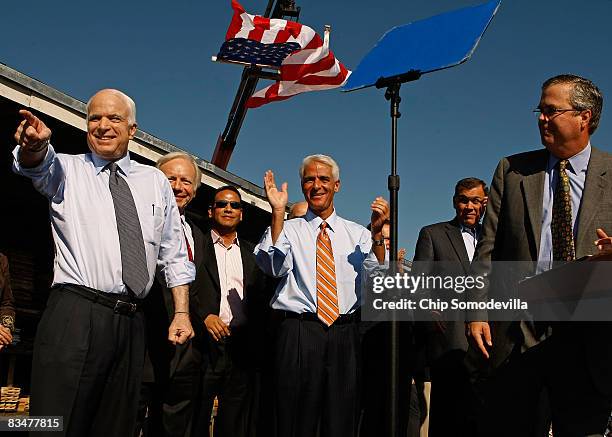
[
  {"x1": 239, "y1": 240, "x2": 254, "y2": 294},
  {"x1": 186, "y1": 217, "x2": 205, "y2": 266},
  {"x1": 576, "y1": 146, "x2": 609, "y2": 254},
  {"x1": 203, "y1": 231, "x2": 221, "y2": 294},
  {"x1": 520, "y1": 151, "x2": 548, "y2": 258},
  {"x1": 445, "y1": 219, "x2": 471, "y2": 273}
]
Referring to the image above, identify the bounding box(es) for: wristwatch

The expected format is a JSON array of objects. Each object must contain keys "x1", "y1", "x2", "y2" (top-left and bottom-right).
[{"x1": 372, "y1": 238, "x2": 385, "y2": 247}]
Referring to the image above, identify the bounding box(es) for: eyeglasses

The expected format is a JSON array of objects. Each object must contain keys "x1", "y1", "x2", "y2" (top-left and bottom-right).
[
  {"x1": 213, "y1": 200, "x2": 242, "y2": 209},
  {"x1": 455, "y1": 195, "x2": 484, "y2": 206},
  {"x1": 533, "y1": 107, "x2": 578, "y2": 118}
]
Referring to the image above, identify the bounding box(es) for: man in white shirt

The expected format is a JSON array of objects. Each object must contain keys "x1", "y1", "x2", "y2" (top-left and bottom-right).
[
  {"x1": 12, "y1": 89, "x2": 195, "y2": 437},
  {"x1": 254, "y1": 154, "x2": 388, "y2": 437},
  {"x1": 140, "y1": 152, "x2": 204, "y2": 437},
  {"x1": 413, "y1": 177, "x2": 488, "y2": 437},
  {"x1": 193, "y1": 185, "x2": 273, "y2": 437}
]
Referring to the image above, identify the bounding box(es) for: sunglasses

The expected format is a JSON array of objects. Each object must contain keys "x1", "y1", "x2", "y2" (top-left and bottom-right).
[{"x1": 213, "y1": 200, "x2": 242, "y2": 210}]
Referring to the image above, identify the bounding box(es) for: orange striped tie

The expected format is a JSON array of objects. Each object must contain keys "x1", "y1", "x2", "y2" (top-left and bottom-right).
[{"x1": 316, "y1": 221, "x2": 339, "y2": 326}]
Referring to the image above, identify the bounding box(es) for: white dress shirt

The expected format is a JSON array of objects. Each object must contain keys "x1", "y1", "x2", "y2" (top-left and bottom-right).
[
  {"x1": 181, "y1": 215, "x2": 195, "y2": 260},
  {"x1": 460, "y1": 224, "x2": 480, "y2": 262},
  {"x1": 12, "y1": 144, "x2": 195, "y2": 296},
  {"x1": 211, "y1": 230, "x2": 246, "y2": 327},
  {"x1": 254, "y1": 209, "x2": 382, "y2": 314}
]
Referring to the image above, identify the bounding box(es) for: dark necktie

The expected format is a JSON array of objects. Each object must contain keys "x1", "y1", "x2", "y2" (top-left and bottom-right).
[
  {"x1": 108, "y1": 162, "x2": 149, "y2": 295},
  {"x1": 551, "y1": 159, "x2": 576, "y2": 262}
]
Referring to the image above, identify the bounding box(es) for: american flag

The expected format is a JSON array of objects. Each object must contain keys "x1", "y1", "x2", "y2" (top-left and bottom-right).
[{"x1": 217, "y1": 0, "x2": 351, "y2": 108}]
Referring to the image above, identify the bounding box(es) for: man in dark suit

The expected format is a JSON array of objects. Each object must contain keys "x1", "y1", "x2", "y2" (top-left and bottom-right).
[
  {"x1": 0, "y1": 253, "x2": 15, "y2": 351},
  {"x1": 413, "y1": 177, "x2": 488, "y2": 437},
  {"x1": 192, "y1": 185, "x2": 272, "y2": 437},
  {"x1": 141, "y1": 152, "x2": 206, "y2": 437},
  {"x1": 468, "y1": 74, "x2": 612, "y2": 436}
]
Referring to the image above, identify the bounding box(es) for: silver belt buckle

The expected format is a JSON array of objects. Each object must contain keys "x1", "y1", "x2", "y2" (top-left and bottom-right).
[{"x1": 114, "y1": 299, "x2": 137, "y2": 314}]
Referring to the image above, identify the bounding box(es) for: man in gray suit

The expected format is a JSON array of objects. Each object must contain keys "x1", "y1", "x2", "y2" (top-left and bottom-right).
[
  {"x1": 413, "y1": 177, "x2": 487, "y2": 437},
  {"x1": 467, "y1": 74, "x2": 612, "y2": 436}
]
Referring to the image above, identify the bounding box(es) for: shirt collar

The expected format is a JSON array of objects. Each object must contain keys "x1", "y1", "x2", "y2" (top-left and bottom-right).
[
  {"x1": 547, "y1": 142, "x2": 591, "y2": 175},
  {"x1": 304, "y1": 208, "x2": 338, "y2": 233},
  {"x1": 460, "y1": 223, "x2": 480, "y2": 235},
  {"x1": 92, "y1": 152, "x2": 132, "y2": 176},
  {"x1": 211, "y1": 229, "x2": 240, "y2": 247}
]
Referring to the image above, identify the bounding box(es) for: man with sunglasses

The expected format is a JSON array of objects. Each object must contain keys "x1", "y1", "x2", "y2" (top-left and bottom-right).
[
  {"x1": 255, "y1": 154, "x2": 388, "y2": 437},
  {"x1": 412, "y1": 177, "x2": 488, "y2": 437},
  {"x1": 467, "y1": 74, "x2": 612, "y2": 436},
  {"x1": 192, "y1": 185, "x2": 273, "y2": 437}
]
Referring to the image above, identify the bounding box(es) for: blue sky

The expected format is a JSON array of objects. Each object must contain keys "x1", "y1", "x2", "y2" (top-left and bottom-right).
[{"x1": 2, "y1": 0, "x2": 611, "y2": 254}]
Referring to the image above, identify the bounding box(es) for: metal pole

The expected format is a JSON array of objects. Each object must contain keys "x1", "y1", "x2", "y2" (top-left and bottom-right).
[{"x1": 385, "y1": 83, "x2": 401, "y2": 437}]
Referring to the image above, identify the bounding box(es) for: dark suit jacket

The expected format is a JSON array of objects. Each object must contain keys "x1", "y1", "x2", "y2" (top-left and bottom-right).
[
  {"x1": 196, "y1": 231, "x2": 274, "y2": 368},
  {"x1": 413, "y1": 218, "x2": 472, "y2": 359},
  {"x1": 143, "y1": 217, "x2": 206, "y2": 381},
  {"x1": 472, "y1": 146, "x2": 612, "y2": 394}
]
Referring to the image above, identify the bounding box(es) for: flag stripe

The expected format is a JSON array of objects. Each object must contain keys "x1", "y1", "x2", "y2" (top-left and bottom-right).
[
  {"x1": 248, "y1": 15, "x2": 270, "y2": 41},
  {"x1": 227, "y1": 1, "x2": 246, "y2": 39}
]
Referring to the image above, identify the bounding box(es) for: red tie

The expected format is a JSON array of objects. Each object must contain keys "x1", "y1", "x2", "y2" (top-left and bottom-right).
[{"x1": 182, "y1": 229, "x2": 193, "y2": 262}]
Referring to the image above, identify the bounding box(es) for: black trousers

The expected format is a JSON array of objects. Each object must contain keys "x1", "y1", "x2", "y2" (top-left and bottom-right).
[
  {"x1": 143, "y1": 342, "x2": 201, "y2": 437},
  {"x1": 30, "y1": 286, "x2": 145, "y2": 437},
  {"x1": 479, "y1": 334, "x2": 611, "y2": 437},
  {"x1": 193, "y1": 334, "x2": 254, "y2": 437},
  {"x1": 359, "y1": 322, "x2": 413, "y2": 437},
  {"x1": 427, "y1": 350, "x2": 479, "y2": 437},
  {"x1": 275, "y1": 316, "x2": 360, "y2": 437}
]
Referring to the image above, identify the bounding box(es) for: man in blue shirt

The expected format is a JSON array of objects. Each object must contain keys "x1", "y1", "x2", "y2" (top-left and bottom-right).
[
  {"x1": 255, "y1": 154, "x2": 388, "y2": 437},
  {"x1": 12, "y1": 89, "x2": 195, "y2": 437}
]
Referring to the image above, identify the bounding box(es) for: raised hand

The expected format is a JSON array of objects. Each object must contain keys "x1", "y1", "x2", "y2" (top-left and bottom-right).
[
  {"x1": 370, "y1": 197, "x2": 390, "y2": 235},
  {"x1": 14, "y1": 110, "x2": 51, "y2": 152},
  {"x1": 264, "y1": 170, "x2": 288, "y2": 212}
]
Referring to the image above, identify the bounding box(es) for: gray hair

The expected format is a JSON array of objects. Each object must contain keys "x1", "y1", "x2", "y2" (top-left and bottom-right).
[
  {"x1": 299, "y1": 154, "x2": 340, "y2": 181},
  {"x1": 542, "y1": 74, "x2": 603, "y2": 134},
  {"x1": 86, "y1": 89, "x2": 137, "y2": 125},
  {"x1": 156, "y1": 152, "x2": 202, "y2": 190}
]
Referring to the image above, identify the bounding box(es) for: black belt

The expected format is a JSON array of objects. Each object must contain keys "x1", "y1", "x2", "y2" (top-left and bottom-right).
[
  {"x1": 56, "y1": 284, "x2": 142, "y2": 315},
  {"x1": 277, "y1": 310, "x2": 360, "y2": 325}
]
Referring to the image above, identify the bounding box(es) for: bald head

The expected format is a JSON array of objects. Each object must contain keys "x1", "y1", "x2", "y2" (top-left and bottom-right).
[
  {"x1": 87, "y1": 89, "x2": 137, "y2": 125},
  {"x1": 86, "y1": 89, "x2": 138, "y2": 161},
  {"x1": 288, "y1": 201, "x2": 308, "y2": 219}
]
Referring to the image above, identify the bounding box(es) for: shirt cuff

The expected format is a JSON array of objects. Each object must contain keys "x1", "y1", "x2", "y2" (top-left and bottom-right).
[
  {"x1": 12, "y1": 144, "x2": 54, "y2": 176},
  {"x1": 163, "y1": 260, "x2": 196, "y2": 289}
]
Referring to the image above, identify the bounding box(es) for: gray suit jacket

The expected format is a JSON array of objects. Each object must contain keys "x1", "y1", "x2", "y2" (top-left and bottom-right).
[
  {"x1": 472, "y1": 146, "x2": 612, "y2": 394},
  {"x1": 413, "y1": 218, "x2": 473, "y2": 359}
]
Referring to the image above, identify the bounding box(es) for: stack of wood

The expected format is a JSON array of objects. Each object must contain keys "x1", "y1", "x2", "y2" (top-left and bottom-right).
[
  {"x1": 17, "y1": 396, "x2": 29, "y2": 414},
  {"x1": 0, "y1": 386, "x2": 20, "y2": 412}
]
